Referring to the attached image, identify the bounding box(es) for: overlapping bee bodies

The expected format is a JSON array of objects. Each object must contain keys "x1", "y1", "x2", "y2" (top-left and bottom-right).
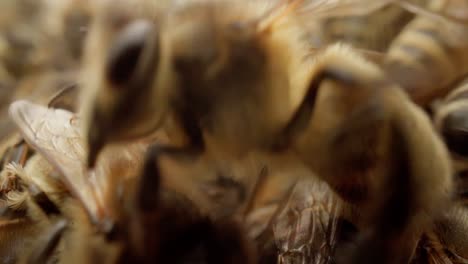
[
  {"x1": 5, "y1": 100, "x2": 264, "y2": 263},
  {"x1": 79, "y1": 0, "x2": 455, "y2": 263},
  {"x1": 3, "y1": 0, "x2": 468, "y2": 263},
  {"x1": 81, "y1": 0, "x2": 432, "y2": 162}
]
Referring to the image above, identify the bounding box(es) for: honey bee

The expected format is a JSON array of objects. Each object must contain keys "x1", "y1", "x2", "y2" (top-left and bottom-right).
[
  {"x1": 41, "y1": 0, "x2": 94, "y2": 62},
  {"x1": 7, "y1": 99, "x2": 260, "y2": 263},
  {"x1": 79, "y1": 1, "x2": 454, "y2": 263},
  {"x1": 384, "y1": 0, "x2": 468, "y2": 106},
  {"x1": 0, "y1": 0, "x2": 47, "y2": 80}
]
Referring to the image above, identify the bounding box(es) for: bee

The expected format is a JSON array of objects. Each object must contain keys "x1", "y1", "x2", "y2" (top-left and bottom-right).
[
  {"x1": 40, "y1": 0, "x2": 94, "y2": 60},
  {"x1": 383, "y1": 0, "x2": 468, "y2": 106},
  {"x1": 8, "y1": 99, "x2": 260, "y2": 263},
  {"x1": 0, "y1": 0, "x2": 54, "y2": 80},
  {"x1": 80, "y1": 0, "x2": 454, "y2": 263}
]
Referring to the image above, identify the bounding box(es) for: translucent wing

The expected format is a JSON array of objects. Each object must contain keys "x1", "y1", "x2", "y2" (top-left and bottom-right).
[
  {"x1": 8, "y1": 100, "x2": 103, "y2": 221},
  {"x1": 8, "y1": 100, "x2": 146, "y2": 228},
  {"x1": 297, "y1": 0, "x2": 394, "y2": 18},
  {"x1": 272, "y1": 176, "x2": 342, "y2": 264},
  {"x1": 286, "y1": 0, "x2": 468, "y2": 26}
]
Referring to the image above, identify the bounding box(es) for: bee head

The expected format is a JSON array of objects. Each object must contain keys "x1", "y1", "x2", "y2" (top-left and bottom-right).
[{"x1": 85, "y1": 16, "x2": 162, "y2": 168}]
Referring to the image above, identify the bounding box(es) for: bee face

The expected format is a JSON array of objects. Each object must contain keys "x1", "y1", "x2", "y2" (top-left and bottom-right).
[
  {"x1": 83, "y1": 17, "x2": 162, "y2": 165},
  {"x1": 83, "y1": 0, "x2": 309, "y2": 161}
]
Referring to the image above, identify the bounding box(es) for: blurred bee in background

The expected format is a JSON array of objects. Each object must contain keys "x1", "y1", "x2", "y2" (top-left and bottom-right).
[
  {"x1": 80, "y1": 0, "x2": 455, "y2": 263},
  {"x1": 0, "y1": 0, "x2": 96, "y2": 145},
  {"x1": 383, "y1": 0, "x2": 468, "y2": 107},
  {"x1": 42, "y1": 0, "x2": 94, "y2": 64},
  {"x1": 0, "y1": 0, "x2": 47, "y2": 81}
]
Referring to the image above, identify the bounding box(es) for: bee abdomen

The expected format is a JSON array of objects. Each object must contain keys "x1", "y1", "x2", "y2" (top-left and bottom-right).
[{"x1": 385, "y1": 17, "x2": 468, "y2": 105}]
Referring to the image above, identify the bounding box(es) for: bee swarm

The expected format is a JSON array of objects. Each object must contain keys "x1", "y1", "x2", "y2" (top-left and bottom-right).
[{"x1": 1, "y1": 0, "x2": 468, "y2": 264}]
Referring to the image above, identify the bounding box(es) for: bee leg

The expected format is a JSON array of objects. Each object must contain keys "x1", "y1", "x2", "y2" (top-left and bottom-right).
[
  {"x1": 2, "y1": 162, "x2": 61, "y2": 217},
  {"x1": 129, "y1": 143, "x2": 202, "y2": 261},
  {"x1": 24, "y1": 218, "x2": 67, "y2": 264},
  {"x1": 0, "y1": 142, "x2": 31, "y2": 193},
  {"x1": 284, "y1": 68, "x2": 423, "y2": 263},
  {"x1": 339, "y1": 119, "x2": 428, "y2": 264}
]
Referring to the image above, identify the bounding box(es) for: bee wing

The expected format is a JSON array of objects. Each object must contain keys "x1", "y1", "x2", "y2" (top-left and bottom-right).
[
  {"x1": 272, "y1": 177, "x2": 342, "y2": 263},
  {"x1": 297, "y1": 0, "x2": 394, "y2": 18},
  {"x1": 8, "y1": 100, "x2": 108, "y2": 224},
  {"x1": 292, "y1": 0, "x2": 468, "y2": 25},
  {"x1": 399, "y1": 0, "x2": 468, "y2": 25}
]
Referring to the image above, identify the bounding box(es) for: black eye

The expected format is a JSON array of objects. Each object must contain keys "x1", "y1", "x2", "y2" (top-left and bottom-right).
[
  {"x1": 441, "y1": 109, "x2": 468, "y2": 157},
  {"x1": 106, "y1": 20, "x2": 156, "y2": 86}
]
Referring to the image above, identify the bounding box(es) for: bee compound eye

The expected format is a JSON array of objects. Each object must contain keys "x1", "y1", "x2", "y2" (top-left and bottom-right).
[{"x1": 441, "y1": 110, "x2": 468, "y2": 157}]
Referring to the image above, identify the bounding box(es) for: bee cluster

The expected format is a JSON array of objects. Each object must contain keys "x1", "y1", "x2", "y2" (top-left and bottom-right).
[{"x1": 1, "y1": 0, "x2": 468, "y2": 263}]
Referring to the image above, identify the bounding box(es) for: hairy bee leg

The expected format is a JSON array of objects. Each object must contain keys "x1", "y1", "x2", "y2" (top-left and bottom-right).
[
  {"x1": 129, "y1": 144, "x2": 163, "y2": 260},
  {"x1": 130, "y1": 143, "x2": 202, "y2": 260},
  {"x1": 340, "y1": 114, "x2": 436, "y2": 264},
  {"x1": 136, "y1": 143, "x2": 201, "y2": 211},
  {"x1": 24, "y1": 218, "x2": 67, "y2": 264},
  {"x1": 287, "y1": 48, "x2": 449, "y2": 264},
  {"x1": 0, "y1": 142, "x2": 31, "y2": 192},
  {"x1": 2, "y1": 162, "x2": 60, "y2": 215},
  {"x1": 0, "y1": 163, "x2": 20, "y2": 193}
]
